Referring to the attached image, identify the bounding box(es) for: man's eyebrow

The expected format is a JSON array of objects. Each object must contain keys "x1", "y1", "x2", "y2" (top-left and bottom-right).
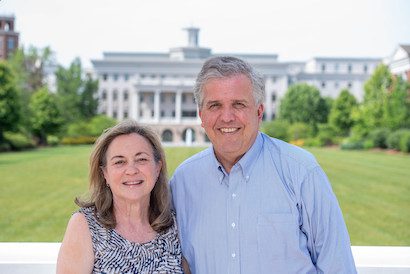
[{"x1": 205, "y1": 100, "x2": 220, "y2": 106}]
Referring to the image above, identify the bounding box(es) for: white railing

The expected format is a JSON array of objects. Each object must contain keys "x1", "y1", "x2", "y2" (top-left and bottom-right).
[{"x1": 0, "y1": 243, "x2": 409, "y2": 274}]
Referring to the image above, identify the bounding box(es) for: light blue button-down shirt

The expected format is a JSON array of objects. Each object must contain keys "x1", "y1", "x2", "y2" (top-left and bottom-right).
[{"x1": 170, "y1": 132, "x2": 356, "y2": 274}]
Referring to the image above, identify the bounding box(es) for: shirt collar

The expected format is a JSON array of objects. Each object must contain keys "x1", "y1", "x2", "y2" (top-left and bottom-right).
[
  {"x1": 237, "y1": 132, "x2": 263, "y2": 182},
  {"x1": 211, "y1": 132, "x2": 264, "y2": 184}
]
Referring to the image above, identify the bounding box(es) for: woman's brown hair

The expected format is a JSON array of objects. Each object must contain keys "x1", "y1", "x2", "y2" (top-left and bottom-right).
[{"x1": 76, "y1": 119, "x2": 172, "y2": 232}]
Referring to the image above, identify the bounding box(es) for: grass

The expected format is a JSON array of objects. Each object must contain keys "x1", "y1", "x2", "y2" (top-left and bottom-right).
[{"x1": 0, "y1": 145, "x2": 409, "y2": 245}]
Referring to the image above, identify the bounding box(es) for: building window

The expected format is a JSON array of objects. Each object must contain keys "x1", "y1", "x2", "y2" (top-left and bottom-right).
[
  {"x1": 151, "y1": 110, "x2": 154, "y2": 117},
  {"x1": 161, "y1": 110, "x2": 165, "y2": 117},
  {"x1": 124, "y1": 112, "x2": 128, "y2": 118},
  {"x1": 162, "y1": 130, "x2": 173, "y2": 142},
  {"x1": 363, "y1": 64, "x2": 368, "y2": 73},
  {"x1": 321, "y1": 64, "x2": 326, "y2": 72},
  {"x1": 348, "y1": 64, "x2": 352, "y2": 73},
  {"x1": 102, "y1": 90, "x2": 107, "y2": 100},
  {"x1": 113, "y1": 90, "x2": 118, "y2": 101},
  {"x1": 182, "y1": 110, "x2": 197, "y2": 117},
  {"x1": 123, "y1": 90, "x2": 128, "y2": 100},
  {"x1": 113, "y1": 74, "x2": 118, "y2": 81},
  {"x1": 140, "y1": 94, "x2": 144, "y2": 103},
  {"x1": 172, "y1": 110, "x2": 175, "y2": 117},
  {"x1": 113, "y1": 112, "x2": 117, "y2": 119},
  {"x1": 124, "y1": 74, "x2": 129, "y2": 81},
  {"x1": 7, "y1": 37, "x2": 14, "y2": 49},
  {"x1": 271, "y1": 93, "x2": 276, "y2": 102},
  {"x1": 139, "y1": 110, "x2": 143, "y2": 117},
  {"x1": 335, "y1": 82, "x2": 339, "y2": 88},
  {"x1": 335, "y1": 63, "x2": 339, "y2": 72},
  {"x1": 348, "y1": 82, "x2": 352, "y2": 88},
  {"x1": 102, "y1": 74, "x2": 108, "y2": 81},
  {"x1": 321, "y1": 81, "x2": 326, "y2": 88},
  {"x1": 182, "y1": 94, "x2": 186, "y2": 103}
]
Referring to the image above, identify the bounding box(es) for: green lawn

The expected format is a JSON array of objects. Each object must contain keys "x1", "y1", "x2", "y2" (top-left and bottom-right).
[{"x1": 0, "y1": 145, "x2": 409, "y2": 245}]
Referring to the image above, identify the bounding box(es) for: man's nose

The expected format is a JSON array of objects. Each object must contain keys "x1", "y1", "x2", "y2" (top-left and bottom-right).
[{"x1": 220, "y1": 107, "x2": 235, "y2": 122}]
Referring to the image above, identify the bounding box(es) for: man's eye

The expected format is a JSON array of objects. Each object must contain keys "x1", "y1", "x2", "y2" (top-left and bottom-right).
[
  {"x1": 209, "y1": 104, "x2": 220, "y2": 109},
  {"x1": 234, "y1": 102, "x2": 246, "y2": 108}
]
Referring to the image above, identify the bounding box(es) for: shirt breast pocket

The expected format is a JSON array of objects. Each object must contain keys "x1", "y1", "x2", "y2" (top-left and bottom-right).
[{"x1": 257, "y1": 213, "x2": 298, "y2": 261}]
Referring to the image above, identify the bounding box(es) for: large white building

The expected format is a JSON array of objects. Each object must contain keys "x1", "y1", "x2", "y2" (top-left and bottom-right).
[{"x1": 91, "y1": 28, "x2": 381, "y2": 145}]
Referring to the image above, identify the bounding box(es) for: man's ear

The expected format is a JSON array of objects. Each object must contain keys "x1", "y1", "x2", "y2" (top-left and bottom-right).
[{"x1": 257, "y1": 104, "x2": 264, "y2": 120}]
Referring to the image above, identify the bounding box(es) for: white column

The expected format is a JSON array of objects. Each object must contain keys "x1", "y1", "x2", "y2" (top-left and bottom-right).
[
  {"x1": 175, "y1": 90, "x2": 182, "y2": 123},
  {"x1": 130, "y1": 89, "x2": 139, "y2": 120},
  {"x1": 154, "y1": 90, "x2": 160, "y2": 122},
  {"x1": 118, "y1": 89, "x2": 124, "y2": 120},
  {"x1": 107, "y1": 89, "x2": 113, "y2": 117}
]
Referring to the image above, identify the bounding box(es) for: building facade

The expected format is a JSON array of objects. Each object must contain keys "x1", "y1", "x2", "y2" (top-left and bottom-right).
[
  {"x1": 385, "y1": 44, "x2": 410, "y2": 82},
  {"x1": 0, "y1": 15, "x2": 19, "y2": 60},
  {"x1": 91, "y1": 28, "x2": 381, "y2": 145}
]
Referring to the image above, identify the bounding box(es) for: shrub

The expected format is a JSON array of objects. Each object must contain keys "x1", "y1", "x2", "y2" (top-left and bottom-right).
[
  {"x1": 399, "y1": 131, "x2": 410, "y2": 153},
  {"x1": 288, "y1": 122, "x2": 311, "y2": 141},
  {"x1": 261, "y1": 119, "x2": 290, "y2": 141},
  {"x1": 316, "y1": 124, "x2": 337, "y2": 146},
  {"x1": 367, "y1": 128, "x2": 390, "y2": 148},
  {"x1": 387, "y1": 129, "x2": 410, "y2": 150},
  {"x1": 4, "y1": 132, "x2": 35, "y2": 151},
  {"x1": 363, "y1": 139, "x2": 375, "y2": 150},
  {"x1": 341, "y1": 137, "x2": 364, "y2": 150},
  {"x1": 61, "y1": 136, "x2": 97, "y2": 145},
  {"x1": 67, "y1": 121, "x2": 92, "y2": 137},
  {"x1": 47, "y1": 135, "x2": 60, "y2": 146}
]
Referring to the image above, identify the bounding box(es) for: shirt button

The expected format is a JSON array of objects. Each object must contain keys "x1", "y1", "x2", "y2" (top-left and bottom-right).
[
  {"x1": 231, "y1": 222, "x2": 236, "y2": 228},
  {"x1": 231, "y1": 253, "x2": 236, "y2": 258},
  {"x1": 232, "y1": 193, "x2": 236, "y2": 198}
]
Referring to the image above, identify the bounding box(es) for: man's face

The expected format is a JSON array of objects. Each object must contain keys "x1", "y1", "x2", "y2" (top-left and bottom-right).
[{"x1": 199, "y1": 74, "x2": 264, "y2": 163}]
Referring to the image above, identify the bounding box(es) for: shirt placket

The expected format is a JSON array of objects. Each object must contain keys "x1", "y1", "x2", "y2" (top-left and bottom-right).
[{"x1": 227, "y1": 166, "x2": 242, "y2": 274}]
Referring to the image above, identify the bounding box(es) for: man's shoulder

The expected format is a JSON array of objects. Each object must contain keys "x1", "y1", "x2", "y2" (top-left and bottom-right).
[{"x1": 261, "y1": 133, "x2": 318, "y2": 169}]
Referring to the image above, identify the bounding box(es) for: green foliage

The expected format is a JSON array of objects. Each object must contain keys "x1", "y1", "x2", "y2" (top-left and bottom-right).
[
  {"x1": 4, "y1": 131, "x2": 35, "y2": 151},
  {"x1": 383, "y1": 76, "x2": 410, "y2": 129},
  {"x1": 261, "y1": 119, "x2": 290, "y2": 141},
  {"x1": 0, "y1": 62, "x2": 21, "y2": 142},
  {"x1": 316, "y1": 124, "x2": 338, "y2": 146},
  {"x1": 340, "y1": 136, "x2": 364, "y2": 150},
  {"x1": 66, "y1": 115, "x2": 116, "y2": 138},
  {"x1": 80, "y1": 74, "x2": 99, "y2": 119},
  {"x1": 88, "y1": 115, "x2": 117, "y2": 136},
  {"x1": 47, "y1": 135, "x2": 60, "y2": 146},
  {"x1": 329, "y1": 89, "x2": 358, "y2": 136},
  {"x1": 279, "y1": 83, "x2": 329, "y2": 130},
  {"x1": 367, "y1": 128, "x2": 391, "y2": 149},
  {"x1": 288, "y1": 122, "x2": 311, "y2": 140},
  {"x1": 386, "y1": 129, "x2": 410, "y2": 150},
  {"x1": 29, "y1": 87, "x2": 64, "y2": 145},
  {"x1": 399, "y1": 131, "x2": 410, "y2": 153},
  {"x1": 56, "y1": 58, "x2": 83, "y2": 123}
]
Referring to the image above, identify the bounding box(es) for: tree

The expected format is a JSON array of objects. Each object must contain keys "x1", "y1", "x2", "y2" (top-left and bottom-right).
[
  {"x1": 0, "y1": 62, "x2": 21, "y2": 143},
  {"x1": 29, "y1": 87, "x2": 63, "y2": 145},
  {"x1": 361, "y1": 64, "x2": 392, "y2": 131},
  {"x1": 79, "y1": 73, "x2": 99, "y2": 119},
  {"x1": 279, "y1": 83, "x2": 329, "y2": 132},
  {"x1": 383, "y1": 76, "x2": 410, "y2": 130},
  {"x1": 56, "y1": 58, "x2": 99, "y2": 123},
  {"x1": 328, "y1": 89, "x2": 358, "y2": 136},
  {"x1": 56, "y1": 58, "x2": 83, "y2": 123},
  {"x1": 8, "y1": 46, "x2": 55, "y2": 130}
]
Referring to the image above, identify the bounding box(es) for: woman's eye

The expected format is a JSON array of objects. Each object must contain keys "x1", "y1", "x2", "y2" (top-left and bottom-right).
[
  {"x1": 136, "y1": 158, "x2": 148, "y2": 163},
  {"x1": 114, "y1": 160, "x2": 125, "y2": 165}
]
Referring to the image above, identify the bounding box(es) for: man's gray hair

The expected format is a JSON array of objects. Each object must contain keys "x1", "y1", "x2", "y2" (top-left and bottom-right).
[{"x1": 194, "y1": 56, "x2": 265, "y2": 108}]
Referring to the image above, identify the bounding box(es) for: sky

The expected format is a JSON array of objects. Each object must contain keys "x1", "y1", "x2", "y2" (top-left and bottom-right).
[{"x1": 1, "y1": 0, "x2": 410, "y2": 68}]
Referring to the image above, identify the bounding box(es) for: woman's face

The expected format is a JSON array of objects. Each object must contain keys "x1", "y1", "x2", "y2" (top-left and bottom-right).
[{"x1": 102, "y1": 133, "x2": 162, "y2": 204}]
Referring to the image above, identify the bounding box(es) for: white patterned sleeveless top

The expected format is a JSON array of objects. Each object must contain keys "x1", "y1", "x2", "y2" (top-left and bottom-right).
[{"x1": 79, "y1": 206, "x2": 184, "y2": 273}]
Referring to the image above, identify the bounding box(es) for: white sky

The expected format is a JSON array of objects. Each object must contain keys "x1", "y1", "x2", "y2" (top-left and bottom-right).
[{"x1": 1, "y1": 0, "x2": 410, "y2": 68}]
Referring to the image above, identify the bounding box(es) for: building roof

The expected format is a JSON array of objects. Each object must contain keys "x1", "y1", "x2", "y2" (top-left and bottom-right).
[{"x1": 399, "y1": 44, "x2": 410, "y2": 55}]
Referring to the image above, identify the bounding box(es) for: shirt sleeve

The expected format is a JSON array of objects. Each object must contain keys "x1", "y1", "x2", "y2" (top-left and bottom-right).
[{"x1": 299, "y1": 166, "x2": 357, "y2": 274}]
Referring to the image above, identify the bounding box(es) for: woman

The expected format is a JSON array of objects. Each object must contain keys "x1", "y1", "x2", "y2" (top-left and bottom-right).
[{"x1": 57, "y1": 120, "x2": 187, "y2": 273}]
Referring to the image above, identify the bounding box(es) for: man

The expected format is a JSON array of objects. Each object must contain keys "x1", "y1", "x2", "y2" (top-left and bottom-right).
[{"x1": 170, "y1": 56, "x2": 356, "y2": 273}]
